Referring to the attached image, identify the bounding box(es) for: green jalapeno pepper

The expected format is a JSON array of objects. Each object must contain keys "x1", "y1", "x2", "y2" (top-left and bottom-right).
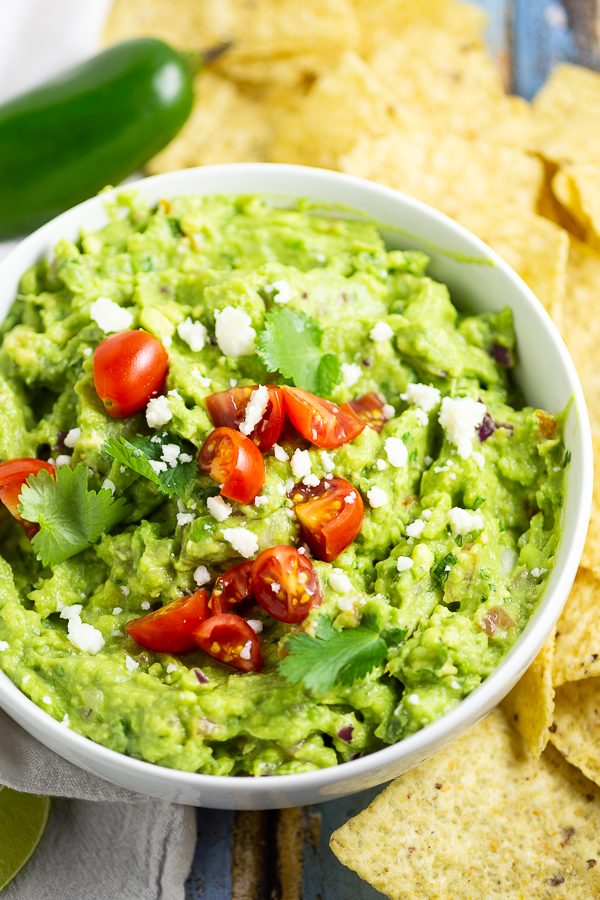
[{"x1": 0, "y1": 38, "x2": 197, "y2": 239}]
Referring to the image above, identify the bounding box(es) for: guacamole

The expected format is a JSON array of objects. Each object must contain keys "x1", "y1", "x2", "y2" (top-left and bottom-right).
[{"x1": 0, "y1": 194, "x2": 566, "y2": 776}]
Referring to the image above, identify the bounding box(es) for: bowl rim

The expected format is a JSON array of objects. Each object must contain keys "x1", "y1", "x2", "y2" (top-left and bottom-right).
[{"x1": 0, "y1": 162, "x2": 592, "y2": 799}]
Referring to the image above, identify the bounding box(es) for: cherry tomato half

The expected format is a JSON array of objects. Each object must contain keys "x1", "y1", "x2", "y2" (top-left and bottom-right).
[
  {"x1": 210, "y1": 561, "x2": 253, "y2": 615},
  {"x1": 340, "y1": 392, "x2": 390, "y2": 434},
  {"x1": 0, "y1": 458, "x2": 56, "y2": 539},
  {"x1": 251, "y1": 545, "x2": 322, "y2": 624},
  {"x1": 198, "y1": 427, "x2": 265, "y2": 504},
  {"x1": 125, "y1": 589, "x2": 209, "y2": 653},
  {"x1": 205, "y1": 386, "x2": 285, "y2": 452},
  {"x1": 192, "y1": 614, "x2": 262, "y2": 673},
  {"x1": 282, "y1": 386, "x2": 365, "y2": 449},
  {"x1": 93, "y1": 330, "x2": 169, "y2": 418},
  {"x1": 289, "y1": 477, "x2": 364, "y2": 562}
]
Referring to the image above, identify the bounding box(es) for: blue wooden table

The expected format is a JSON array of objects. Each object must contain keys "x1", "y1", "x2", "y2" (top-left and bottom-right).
[{"x1": 185, "y1": 2, "x2": 600, "y2": 896}]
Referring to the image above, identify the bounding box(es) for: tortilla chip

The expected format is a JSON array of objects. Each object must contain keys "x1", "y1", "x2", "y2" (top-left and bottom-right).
[
  {"x1": 367, "y1": 27, "x2": 507, "y2": 139},
  {"x1": 476, "y1": 94, "x2": 543, "y2": 152},
  {"x1": 502, "y1": 634, "x2": 555, "y2": 758},
  {"x1": 331, "y1": 707, "x2": 600, "y2": 899},
  {"x1": 340, "y1": 131, "x2": 543, "y2": 216},
  {"x1": 270, "y1": 52, "x2": 404, "y2": 169},
  {"x1": 105, "y1": 0, "x2": 359, "y2": 82},
  {"x1": 104, "y1": 0, "x2": 231, "y2": 53},
  {"x1": 554, "y1": 568, "x2": 600, "y2": 686},
  {"x1": 563, "y1": 239, "x2": 600, "y2": 438},
  {"x1": 552, "y1": 164, "x2": 600, "y2": 253},
  {"x1": 354, "y1": 0, "x2": 487, "y2": 58},
  {"x1": 453, "y1": 203, "x2": 568, "y2": 325},
  {"x1": 146, "y1": 73, "x2": 278, "y2": 173},
  {"x1": 552, "y1": 678, "x2": 600, "y2": 788},
  {"x1": 532, "y1": 63, "x2": 600, "y2": 167}
]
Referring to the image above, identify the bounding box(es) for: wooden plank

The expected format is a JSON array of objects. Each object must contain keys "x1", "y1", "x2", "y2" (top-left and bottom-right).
[{"x1": 185, "y1": 808, "x2": 234, "y2": 900}]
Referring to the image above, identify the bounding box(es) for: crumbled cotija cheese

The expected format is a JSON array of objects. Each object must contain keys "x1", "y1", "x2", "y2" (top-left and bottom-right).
[
  {"x1": 401, "y1": 383, "x2": 441, "y2": 412},
  {"x1": 367, "y1": 487, "x2": 388, "y2": 508},
  {"x1": 89, "y1": 296, "x2": 133, "y2": 333},
  {"x1": 438, "y1": 396, "x2": 486, "y2": 460},
  {"x1": 370, "y1": 321, "x2": 393, "y2": 342},
  {"x1": 240, "y1": 385, "x2": 269, "y2": 436},
  {"x1": 448, "y1": 507, "x2": 484, "y2": 536},
  {"x1": 384, "y1": 437, "x2": 408, "y2": 468},
  {"x1": 222, "y1": 527, "x2": 259, "y2": 558},
  {"x1": 177, "y1": 316, "x2": 207, "y2": 352},
  {"x1": 146, "y1": 395, "x2": 172, "y2": 429},
  {"x1": 60, "y1": 605, "x2": 104, "y2": 654},
  {"x1": 291, "y1": 448, "x2": 312, "y2": 480},
  {"x1": 264, "y1": 280, "x2": 291, "y2": 304},
  {"x1": 194, "y1": 566, "x2": 211, "y2": 586},
  {"x1": 341, "y1": 362, "x2": 362, "y2": 388},
  {"x1": 396, "y1": 557, "x2": 414, "y2": 572},
  {"x1": 207, "y1": 495, "x2": 232, "y2": 522},
  {"x1": 214, "y1": 306, "x2": 256, "y2": 357}
]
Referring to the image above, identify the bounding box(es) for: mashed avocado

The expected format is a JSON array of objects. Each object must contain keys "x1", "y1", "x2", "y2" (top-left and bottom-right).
[{"x1": 0, "y1": 194, "x2": 566, "y2": 775}]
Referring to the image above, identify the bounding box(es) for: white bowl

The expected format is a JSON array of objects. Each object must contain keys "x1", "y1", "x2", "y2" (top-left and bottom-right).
[{"x1": 0, "y1": 164, "x2": 592, "y2": 809}]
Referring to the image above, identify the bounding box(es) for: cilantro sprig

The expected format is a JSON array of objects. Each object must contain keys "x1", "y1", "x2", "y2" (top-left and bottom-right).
[
  {"x1": 103, "y1": 435, "x2": 197, "y2": 498},
  {"x1": 256, "y1": 307, "x2": 341, "y2": 395},
  {"x1": 18, "y1": 464, "x2": 129, "y2": 568},
  {"x1": 279, "y1": 615, "x2": 405, "y2": 694}
]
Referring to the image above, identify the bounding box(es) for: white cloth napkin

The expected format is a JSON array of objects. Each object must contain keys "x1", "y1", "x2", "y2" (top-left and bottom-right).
[{"x1": 0, "y1": 3, "x2": 198, "y2": 897}]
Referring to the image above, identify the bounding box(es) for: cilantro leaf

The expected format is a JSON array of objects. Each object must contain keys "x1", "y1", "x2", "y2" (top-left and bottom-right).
[
  {"x1": 432, "y1": 552, "x2": 457, "y2": 588},
  {"x1": 18, "y1": 464, "x2": 129, "y2": 568},
  {"x1": 256, "y1": 307, "x2": 341, "y2": 394},
  {"x1": 279, "y1": 616, "x2": 388, "y2": 694},
  {"x1": 103, "y1": 435, "x2": 197, "y2": 498}
]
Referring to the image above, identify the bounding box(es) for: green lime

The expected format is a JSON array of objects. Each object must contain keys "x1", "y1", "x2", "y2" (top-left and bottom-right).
[{"x1": 0, "y1": 786, "x2": 51, "y2": 893}]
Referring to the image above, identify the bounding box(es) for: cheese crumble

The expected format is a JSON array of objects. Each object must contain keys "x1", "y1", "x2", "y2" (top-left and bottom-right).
[
  {"x1": 367, "y1": 487, "x2": 389, "y2": 508},
  {"x1": 401, "y1": 383, "x2": 441, "y2": 412},
  {"x1": 438, "y1": 396, "x2": 486, "y2": 460},
  {"x1": 448, "y1": 507, "x2": 484, "y2": 536},
  {"x1": 370, "y1": 321, "x2": 394, "y2": 342},
  {"x1": 207, "y1": 495, "x2": 232, "y2": 522},
  {"x1": 384, "y1": 436, "x2": 408, "y2": 468},
  {"x1": 240, "y1": 385, "x2": 269, "y2": 436},
  {"x1": 146, "y1": 395, "x2": 172, "y2": 429},
  {"x1": 177, "y1": 316, "x2": 207, "y2": 352},
  {"x1": 89, "y1": 296, "x2": 133, "y2": 333},
  {"x1": 215, "y1": 306, "x2": 256, "y2": 357},
  {"x1": 222, "y1": 527, "x2": 259, "y2": 558}
]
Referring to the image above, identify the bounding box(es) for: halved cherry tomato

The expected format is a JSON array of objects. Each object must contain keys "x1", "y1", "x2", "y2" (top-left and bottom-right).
[
  {"x1": 0, "y1": 458, "x2": 56, "y2": 539},
  {"x1": 205, "y1": 386, "x2": 285, "y2": 452},
  {"x1": 289, "y1": 476, "x2": 364, "y2": 562},
  {"x1": 93, "y1": 330, "x2": 169, "y2": 418},
  {"x1": 125, "y1": 589, "x2": 209, "y2": 653},
  {"x1": 210, "y1": 561, "x2": 253, "y2": 615},
  {"x1": 251, "y1": 545, "x2": 322, "y2": 624},
  {"x1": 198, "y1": 427, "x2": 265, "y2": 504},
  {"x1": 340, "y1": 392, "x2": 390, "y2": 434},
  {"x1": 282, "y1": 386, "x2": 365, "y2": 449},
  {"x1": 192, "y1": 614, "x2": 262, "y2": 673}
]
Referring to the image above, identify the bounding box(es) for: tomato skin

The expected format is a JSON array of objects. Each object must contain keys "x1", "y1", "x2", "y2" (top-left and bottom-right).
[
  {"x1": 125, "y1": 589, "x2": 209, "y2": 653},
  {"x1": 205, "y1": 385, "x2": 285, "y2": 452},
  {"x1": 198, "y1": 427, "x2": 265, "y2": 504},
  {"x1": 289, "y1": 476, "x2": 364, "y2": 562},
  {"x1": 0, "y1": 458, "x2": 56, "y2": 539},
  {"x1": 251, "y1": 545, "x2": 322, "y2": 624},
  {"x1": 192, "y1": 614, "x2": 262, "y2": 673},
  {"x1": 282, "y1": 386, "x2": 365, "y2": 449},
  {"x1": 210, "y1": 561, "x2": 253, "y2": 615},
  {"x1": 340, "y1": 392, "x2": 390, "y2": 433},
  {"x1": 93, "y1": 330, "x2": 169, "y2": 418}
]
